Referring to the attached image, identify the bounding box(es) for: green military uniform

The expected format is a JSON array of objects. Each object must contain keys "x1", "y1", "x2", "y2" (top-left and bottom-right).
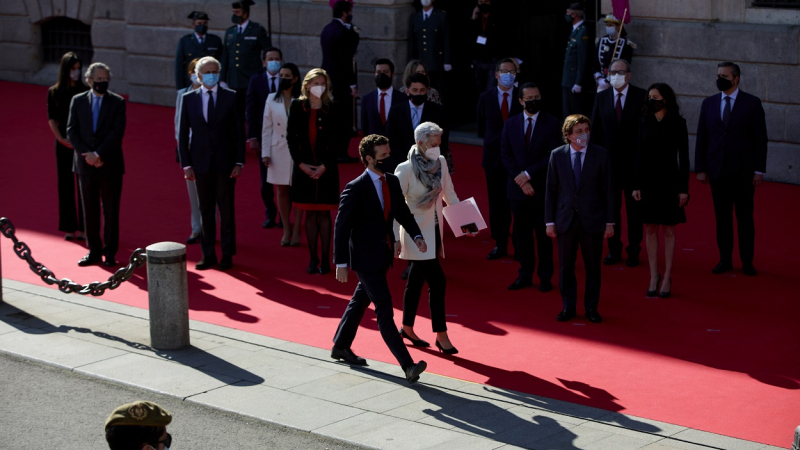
[
  {"x1": 407, "y1": 8, "x2": 450, "y2": 91},
  {"x1": 175, "y1": 33, "x2": 223, "y2": 90},
  {"x1": 561, "y1": 21, "x2": 594, "y2": 118},
  {"x1": 220, "y1": 20, "x2": 271, "y2": 91}
]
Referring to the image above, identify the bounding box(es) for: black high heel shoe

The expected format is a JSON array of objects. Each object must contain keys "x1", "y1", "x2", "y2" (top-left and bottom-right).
[
  {"x1": 319, "y1": 262, "x2": 331, "y2": 275},
  {"x1": 435, "y1": 340, "x2": 458, "y2": 355},
  {"x1": 646, "y1": 274, "x2": 662, "y2": 298},
  {"x1": 306, "y1": 258, "x2": 319, "y2": 274},
  {"x1": 399, "y1": 329, "x2": 430, "y2": 347},
  {"x1": 659, "y1": 277, "x2": 672, "y2": 298}
]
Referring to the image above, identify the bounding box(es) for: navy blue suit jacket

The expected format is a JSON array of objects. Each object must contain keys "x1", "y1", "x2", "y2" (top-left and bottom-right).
[
  {"x1": 320, "y1": 20, "x2": 359, "y2": 93},
  {"x1": 695, "y1": 90, "x2": 768, "y2": 179},
  {"x1": 501, "y1": 112, "x2": 563, "y2": 200},
  {"x1": 477, "y1": 86, "x2": 522, "y2": 170},
  {"x1": 545, "y1": 144, "x2": 615, "y2": 234},
  {"x1": 178, "y1": 87, "x2": 245, "y2": 175},
  {"x1": 67, "y1": 90, "x2": 127, "y2": 177},
  {"x1": 361, "y1": 88, "x2": 405, "y2": 137},
  {"x1": 385, "y1": 100, "x2": 449, "y2": 165},
  {"x1": 245, "y1": 71, "x2": 280, "y2": 142},
  {"x1": 333, "y1": 171, "x2": 422, "y2": 273}
]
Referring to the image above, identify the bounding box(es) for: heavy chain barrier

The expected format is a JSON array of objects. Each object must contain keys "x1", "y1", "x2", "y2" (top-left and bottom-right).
[{"x1": 0, "y1": 217, "x2": 147, "y2": 296}]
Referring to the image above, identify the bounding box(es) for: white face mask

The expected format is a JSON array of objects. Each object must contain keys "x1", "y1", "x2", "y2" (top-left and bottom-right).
[
  {"x1": 421, "y1": 0, "x2": 432, "y2": 6},
  {"x1": 608, "y1": 74, "x2": 626, "y2": 90},
  {"x1": 573, "y1": 133, "x2": 589, "y2": 148},
  {"x1": 423, "y1": 146, "x2": 440, "y2": 160},
  {"x1": 605, "y1": 26, "x2": 617, "y2": 37},
  {"x1": 70, "y1": 69, "x2": 81, "y2": 81},
  {"x1": 309, "y1": 85, "x2": 325, "y2": 98}
]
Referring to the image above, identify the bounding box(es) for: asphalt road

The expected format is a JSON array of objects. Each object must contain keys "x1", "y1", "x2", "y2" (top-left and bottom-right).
[{"x1": 0, "y1": 353, "x2": 366, "y2": 449}]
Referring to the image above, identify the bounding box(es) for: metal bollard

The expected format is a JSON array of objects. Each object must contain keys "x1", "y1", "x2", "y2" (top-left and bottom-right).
[
  {"x1": 146, "y1": 242, "x2": 190, "y2": 350},
  {"x1": 793, "y1": 425, "x2": 800, "y2": 450},
  {"x1": 0, "y1": 239, "x2": 4, "y2": 304}
]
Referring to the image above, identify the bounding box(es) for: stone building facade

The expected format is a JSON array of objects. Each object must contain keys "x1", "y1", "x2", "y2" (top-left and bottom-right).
[{"x1": 1, "y1": 0, "x2": 798, "y2": 183}]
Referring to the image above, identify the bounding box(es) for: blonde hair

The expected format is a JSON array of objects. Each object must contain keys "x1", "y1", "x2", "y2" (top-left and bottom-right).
[
  {"x1": 299, "y1": 68, "x2": 333, "y2": 105},
  {"x1": 562, "y1": 114, "x2": 591, "y2": 143},
  {"x1": 402, "y1": 59, "x2": 429, "y2": 87}
]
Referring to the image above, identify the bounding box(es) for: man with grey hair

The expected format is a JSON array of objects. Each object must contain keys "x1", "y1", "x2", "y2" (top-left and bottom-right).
[
  {"x1": 179, "y1": 56, "x2": 245, "y2": 271},
  {"x1": 67, "y1": 62, "x2": 127, "y2": 267}
]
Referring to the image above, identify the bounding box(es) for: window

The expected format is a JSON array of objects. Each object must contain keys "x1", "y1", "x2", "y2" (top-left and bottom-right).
[
  {"x1": 751, "y1": 0, "x2": 800, "y2": 7},
  {"x1": 41, "y1": 17, "x2": 93, "y2": 65}
]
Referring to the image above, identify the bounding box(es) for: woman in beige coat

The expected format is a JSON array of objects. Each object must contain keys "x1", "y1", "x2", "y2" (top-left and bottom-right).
[{"x1": 393, "y1": 122, "x2": 460, "y2": 354}]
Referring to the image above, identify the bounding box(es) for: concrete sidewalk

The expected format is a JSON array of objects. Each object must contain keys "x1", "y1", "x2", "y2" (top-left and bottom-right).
[{"x1": 0, "y1": 279, "x2": 784, "y2": 450}]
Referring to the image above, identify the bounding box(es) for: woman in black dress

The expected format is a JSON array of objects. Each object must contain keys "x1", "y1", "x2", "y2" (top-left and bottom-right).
[
  {"x1": 47, "y1": 52, "x2": 89, "y2": 240},
  {"x1": 287, "y1": 68, "x2": 340, "y2": 274},
  {"x1": 632, "y1": 83, "x2": 689, "y2": 298}
]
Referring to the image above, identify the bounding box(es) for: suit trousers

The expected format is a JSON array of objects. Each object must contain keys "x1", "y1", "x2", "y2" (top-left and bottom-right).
[
  {"x1": 557, "y1": 218, "x2": 604, "y2": 313},
  {"x1": 607, "y1": 183, "x2": 643, "y2": 258},
  {"x1": 56, "y1": 141, "x2": 83, "y2": 233},
  {"x1": 561, "y1": 87, "x2": 594, "y2": 119},
  {"x1": 258, "y1": 153, "x2": 277, "y2": 221},
  {"x1": 78, "y1": 173, "x2": 122, "y2": 259},
  {"x1": 333, "y1": 249, "x2": 414, "y2": 369},
  {"x1": 511, "y1": 196, "x2": 554, "y2": 282},
  {"x1": 484, "y1": 166, "x2": 512, "y2": 249},
  {"x1": 331, "y1": 88, "x2": 354, "y2": 159},
  {"x1": 710, "y1": 173, "x2": 755, "y2": 266},
  {"x1": 195, "y1": 171, "x2": 237, "y2": 259},
  {"x1": 402, "y1": 226, "x2": 446, "y2": 332}
]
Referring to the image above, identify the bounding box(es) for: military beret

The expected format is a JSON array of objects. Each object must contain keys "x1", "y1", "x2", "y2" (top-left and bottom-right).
[
  {"x1": 105, "y1": 401, "x2": 172, "y2": 429},
  {"x1": 188, "y1": 11, "x2": 210, "y2": 20},
  {"x1": 232, "y1": 0, "x2": 255, "y2": 10}
]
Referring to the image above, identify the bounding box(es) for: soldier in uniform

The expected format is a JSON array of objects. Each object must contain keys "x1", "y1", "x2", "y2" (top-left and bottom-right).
[
  {"x1": 221, "y1": 0, "x2": 271, "y2": 115},
  {"x1": 175, "y1": 11, "x2": 222, "y2": 91},
  {"x1": 407, "y1": 0, "x2": 451, "y2": 94},
  {"x1": 593, "y1": 14, "x2": 636, "y2": 92},
  {"x1": 561, "y1": 2, "x2": 594, "y2": 118}
]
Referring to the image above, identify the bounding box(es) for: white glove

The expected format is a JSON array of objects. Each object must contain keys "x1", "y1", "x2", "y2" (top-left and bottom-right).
[
  {"x1": 597, "y1": 79, "x2": 610, "y2": 91},
  {"x1": 443, "y1": 64, "x2": 452, "y2": 72},
  {"x1": 571, "y1": 84, "x2": 582, "y2": 94}
]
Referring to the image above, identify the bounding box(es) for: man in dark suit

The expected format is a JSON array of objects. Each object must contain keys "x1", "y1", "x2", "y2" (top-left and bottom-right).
[
  {"x1": 179, "y1": 57, "x2": 246, "y2": 271},
  {"x1": 545, "y1": 115, "x2": 615, "y2": 323},
  {"x1": 561, "y1": 3, "x2": 594, "y2": 118},
  {"x1": 221, "y1": 0, "x2": 271, "y2": 115},
  {"x1": 591, "y1": 59, "x2": 646, "y2": 267},
  {"x1": 361, "y1": 58, "x2": 405, "y2": 137},
  {"x1": 501, "y1": 82, "x2": 563, "y2": 292},
  {"x1": 67, "y1": 62, "x2": 127, "y2": 268},
  {"x1": 332, "y1": 134, "x2": 428, "y2": 384},
  {"x1": 321, "y1": 0, "x2": 361, "y2": 162},
  {"x1": 175, "y1": 11, "x2": 223, "y2": 90},
  {"x1": 696, "y1": 62, "x2": 768, "y2": 276},
  {"x1": 385, "y1": 73, "x2": 450, "y2": 171},
  {"x1": 407, "y1": 0, "x2": 451, "y2": 93},
  {"x1": 245, "y1": 47, "x2": 282, "y2": 228},
  {"x1": 477, "y1": 58, "x2": 522, "y2": 260}
]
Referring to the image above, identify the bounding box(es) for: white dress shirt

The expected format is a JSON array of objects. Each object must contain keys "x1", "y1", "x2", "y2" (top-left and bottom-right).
[{"x1": 572, "y1": 20, "x2": 584, "y2": 31}]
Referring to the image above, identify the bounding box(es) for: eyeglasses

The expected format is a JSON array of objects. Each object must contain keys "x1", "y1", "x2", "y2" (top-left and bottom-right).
[
  {"x1": 521, "y1": 97, "x2": 541, "y2": 101},
  {"x1": 497, "y1": 70, "x2": 517, "y2": 75},
  {"x1": 608, "y1": 70, "x2": 628, "y2": 76}
]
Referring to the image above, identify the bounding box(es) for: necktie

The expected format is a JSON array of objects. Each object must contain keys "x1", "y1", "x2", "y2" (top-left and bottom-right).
[
  {"x1": 270, "y1": 76, "x2": 276, "y2": 93},
  {"x1": 412, "y1": 107, "x2": 420, "y2": 130},
  {"x1": 207, "y1": 90, "x2": 215, "y2": 122},
  {"x1": 525, "y1": 117, "x2": 533, "y2": 146},
  {"x1": 380, "y1": 92, "x2": 387, "y2": 126},
  {"x1": 722, "y1": 96, "x2": 731, "y2": 127},
  {"x1": 615, "y1": 93, "x2": 623, "y2": 123},
  {"x1": 92, "y1": 96, "x2": 100, "y2": 133},
  {"x1": 501, "y1": 92, "x2": 509, "y2": 122},
  {"x1": 573, "y1": 151, "x2": 582, "y2": 188},
  {"x1": 238, "y1": 25, "x2": 243, "y2": 35},
  {"x1": 424, "y1": 13, "x2": 428, "y2": 21},
  {"x1": 379, "y1": 176, "x2": 391, "y2": 221}
]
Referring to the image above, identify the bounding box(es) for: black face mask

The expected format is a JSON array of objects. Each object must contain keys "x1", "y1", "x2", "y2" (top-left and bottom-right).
[
  {"x1": 373, "y1": 156, "x2": 395, "y2": 174},
  {"x1": 478, "y1": 3, "x2": 491, "y2": 14},
  {"x1": 375, "y1": 73, "x2": 392, "y2": 90},
  {"x1": 409, "y1": 93, "x2": 427, "y2": 106},
  {"x1": 523, "y1": 99, "x2": 540, "y2": 115},
  {"x1": 231, "y1": 14, "x2": 243, "y2": 25},
  {"x1": 344, "y1": 13, "x2": 353, "y2": 23},
  {"x1": 279, "y1": 78, "x2": 293, "y2": 91},
  {"x1": 648, "y1": 98, "x2": 666, "y2": 113},
  {"x1": 564, "y1": 13, "x2": 574, "y2": 23},
  {"x1": 194, "y1": 24, "x2": 208, "y2": 35},
  {"x1": 92, "y1": 81, "x2": 109, "y2": 95},
  {"x1": 716, "y1": 77, "x2": 733, "y2": 92}
]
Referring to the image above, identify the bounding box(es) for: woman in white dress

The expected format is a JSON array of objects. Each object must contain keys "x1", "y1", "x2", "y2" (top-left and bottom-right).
[{"x1": 262, "y1": 63, "x2": 302, "y2": 246}]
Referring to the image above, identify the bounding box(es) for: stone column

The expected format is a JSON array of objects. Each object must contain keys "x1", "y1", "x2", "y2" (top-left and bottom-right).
[{"x1": 145, "y1": 242, "x2": 190, "y2": 350}]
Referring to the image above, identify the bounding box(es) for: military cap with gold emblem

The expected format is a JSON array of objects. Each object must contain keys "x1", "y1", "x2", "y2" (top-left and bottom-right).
[
  {"x1": 603, "y1": 14, "x2": 621, "y2": 25},
  {"x1": 105, "y1": 401, "x2": 172, "y2": 429}
]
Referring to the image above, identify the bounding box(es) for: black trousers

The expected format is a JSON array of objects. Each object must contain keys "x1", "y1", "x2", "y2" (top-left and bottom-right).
[
  {"x1": 607, "y1": 183, "x2": 643, "y2": 259},
  {"x1": 330, "y1": 88, "x2": 354, "y2": 159},
  {"x1": 557, "y1": 218, "x2": 604, "y2": 313},
  {"x1": 484, "y1": 166, "x2": 512, "y2": 249},
  {"x1": 333, "y1": 248, "x2": 413, "y2": 369},
  {"x1": 402, "y1": 226, "x2": 447, "y2": 332},
  {"x1": 561, "y1": 87, "x2": 594, "y2": 119},
  {"x1": 78, "y1": 173, "x2": 122, "y2": 259},
  {"x1": 56, "y1": 142, "x2": 83, "y2": 233},
  {"x1": 233, "y1": 88, "x2": 247, "y2": 119},
  {"x1": 511, "y1": 196, "x2": 554, "y2": 282},
  {"x1": 710, "y1": 173, "x2": 755, "y2": 266},
  {"x1": 258, "y1": 148, "x2": 277, "y2": 222},
  {"x1": 195, "y1": 171, "x2": 237, "y2": 260}
]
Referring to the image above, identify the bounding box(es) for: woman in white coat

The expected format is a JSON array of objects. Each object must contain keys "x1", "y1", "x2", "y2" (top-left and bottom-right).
[
  {"x1": 394, "y1": 122, "x2": 460, "y2": 354},
  {"x1": 262, "y1": 63, "x2": 302, "y2": 246}
]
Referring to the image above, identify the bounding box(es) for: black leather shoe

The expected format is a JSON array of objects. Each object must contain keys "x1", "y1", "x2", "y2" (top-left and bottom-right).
[
  {"x1": 103, "y1": 257, "x2": 117, "y2": 268},
  {"x1": 603, "y1": 253, "x2": 621, "y2": 265},
  {"x1": 539, "y1": 279, "x2": 553, "y2": 293},
  {"x1": 276, "y1": 220, "x2": 283, "y2": 229},
  {"x1": 626, "y1": 254, "x2": 640, "y2": 267},
  {"x1": 218, "y1": 256, "x2": 233, "y2": 270},
  {"x1": 556, "y1": 309, "x2": 576, "y2": 322},
  {"x1": 712, "y1": 262, "x2": 733, "y2": 274},
  {"x1": 319, "y1": 262, "x2": 331, "y2": 275},
  {"x1": 487, "y1": 247, "x2": 507, "y2": 260},
  {"x1": 400, "y1": 329, "x2": 430, "y2": 347},
  {"x1": 307, "y1": 259, "x2": 319, "y2": 274},
  {"x1": 196, "y1": 257, "x2": 218, "y2": 270},
  {"x1": 78, "y1": 253, "x2": 102, "y2": 267},
  {"x1": 742, "y1": 265, "x2": 757, "y2": 276},
  {"x1": 262, "y1": 219, "x2": 276, "y2": 229},
  {"x1": 186, "y1": 235, "x2": 200, "y2": 245},
  {"x1": 404, "y1": 360, "x2": 427, "y2": 384},
  {"x1": 586, "y1": 310, "x2": 603, "y2": 323},
  {"x1": 508, "y1": 277, "x2": 532, "y2": 291},
  {"x1": 331, "y1": 346, "x2": 367, "y2": 366}
]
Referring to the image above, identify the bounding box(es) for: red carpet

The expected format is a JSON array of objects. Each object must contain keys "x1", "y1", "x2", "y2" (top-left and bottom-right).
[{"x1": 1, "y1": 81, "x2": 798, "y2": 446}]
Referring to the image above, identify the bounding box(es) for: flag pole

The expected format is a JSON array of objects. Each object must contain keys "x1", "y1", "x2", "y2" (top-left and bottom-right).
[{"x1": 611, "y1": 8, "x2": 628, "y2": 63}]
